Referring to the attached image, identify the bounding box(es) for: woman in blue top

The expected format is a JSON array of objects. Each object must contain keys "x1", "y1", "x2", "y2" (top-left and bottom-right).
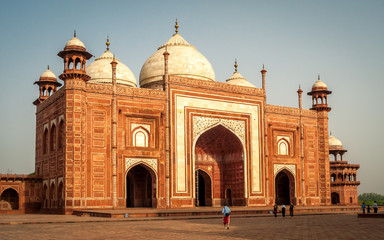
[{"x1": 222, "y1": 204, "x2": 231, "y2": 230}]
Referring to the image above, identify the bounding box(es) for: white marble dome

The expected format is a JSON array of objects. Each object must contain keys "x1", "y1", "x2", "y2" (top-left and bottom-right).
[
  {"x1": 311, "y1": 76, "x2": 327, "y2": 91},
  {"x1": 226, "y1": 71, "x2": 255, "y2": 88},
  {"x1": 329, "y1": 134, "x2": 343, "y2": 148},
  {"x1": 40, "y1": 69, "x2": 57, "y2": 79},
  {"x1": 86, "y1": 50, "x2": 137, "y2": 87},
  {"x1": 139, "y1": 33, "x2": 215, "y2": 88},
  {"x1": 65, "y1": 37, "x2": 85, "y2": 48}
]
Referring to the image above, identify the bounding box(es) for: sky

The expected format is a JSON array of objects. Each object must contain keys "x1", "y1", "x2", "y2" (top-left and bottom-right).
[{"x1": 0, "y1": 0, "x2": 383, "y2": 195}]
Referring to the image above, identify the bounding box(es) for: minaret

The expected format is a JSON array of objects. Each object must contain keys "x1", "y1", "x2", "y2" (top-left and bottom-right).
[
  {"x1": 111, "y1": 55, "x2": 118, "y2": 209},
  {"x1": 261, "y1": 64, "x2": 267, "y2": 90},
  {"x1": 297, "y1": 85, "x2": 303, "y2": 109},
  {"x1": 33, "y1": 66, "x2": 62, "y2": 105},
  {"x1": 57, "y1": 32, "x2": 92, "y2": 212},
  {"x1": 307, "y1": 75, "x2": 332, "y2": 205}
]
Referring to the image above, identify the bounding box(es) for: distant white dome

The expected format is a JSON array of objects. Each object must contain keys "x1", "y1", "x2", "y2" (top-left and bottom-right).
[
  {"x1": 86, "y1": 50, "x2": 137, "y2": 87},
  {"x1": 65, "y1": 37, "x2": 85, "y2": 48},
  {"x1": 311, "y1": 75, "x2": 328, "y2": 91},
  {"x1": 329, "y1": 134, "x2": 343, "y2": 148},
  {"x1": 139, "y1": 33, "x2": 215, "y2": 88},
  {"x1": 226, "y1": 71, "x2": 255, "y2": 88}
]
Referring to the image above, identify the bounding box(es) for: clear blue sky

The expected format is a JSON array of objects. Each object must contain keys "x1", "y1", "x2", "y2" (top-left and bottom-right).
[{"x1": 0, "y1": 0, "x2": 383, "y2": 195}]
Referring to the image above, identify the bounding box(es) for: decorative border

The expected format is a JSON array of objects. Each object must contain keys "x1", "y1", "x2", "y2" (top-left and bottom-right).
[
  {"x1": 274, "y1": 164, "x2": 296, "y2": 176},
  {"x1": 125, "y1": 158, "x2": 158, "y2": 173},
  {"x1": 192, "y1": 116, "x2": 245, "y2": 144},
  {"x1": 131, "y1": 123, "x2": 151, "y2": 132}
]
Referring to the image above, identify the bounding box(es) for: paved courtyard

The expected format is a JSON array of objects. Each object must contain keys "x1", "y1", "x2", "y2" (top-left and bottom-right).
[{"x1": 0, "y1": 214, "x2": 383, "y2": 240}]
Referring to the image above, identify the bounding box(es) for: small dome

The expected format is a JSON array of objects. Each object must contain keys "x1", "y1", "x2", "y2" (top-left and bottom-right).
[
  {"x1": 139, "y1": 33, "x2": 215, "y2": 88},
  {"x1": 40, "y1": 69, "x2": 57, "y2": 80},
  {"x1": 311, "y1": 75, "x2": 327, "y2": 91},
  {"x1": 329, "y1": 134, "x2": 343, "y2": 148},
  {"x1": 65, "y1": 37, "x2": 85, "y2": 48},
  {"x1": 226, "y1": 72, "x2": 255, "y2": 88},
  {"x1": 86, "y1": 50, "x2": 137, "y2": 87}
]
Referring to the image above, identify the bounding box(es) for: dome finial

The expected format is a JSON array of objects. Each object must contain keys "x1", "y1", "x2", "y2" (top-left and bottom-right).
[
  {"x1": 234, "y1": 59, "x2": 238, "y2": 72},
  {"x1": 175, "y1": 18, "x2": 179, "y2": 34},
  {"x1": 330, "y1": 131, "x2": 332, "y2": 136},
  {"x1": 318, "y1": 74, "x2": 320, "y2": 81},
  {"x1": 47, "y1": 65, "x2": 50, "y2": 70},
  {"x1": 106, "y1": 36, "x2": 110, "y2": 51},
  {"x1": 74, "y1": 30, "x2": 76, "y2": 37}
]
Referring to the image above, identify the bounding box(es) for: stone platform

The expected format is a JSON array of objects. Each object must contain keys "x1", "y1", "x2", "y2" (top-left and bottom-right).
[
  {"x1": 72, "y1": 205, "x2": 361, "y2": 218},
  {"x1": 358, "y1": 213, "x2": 384, "y2": 218}
]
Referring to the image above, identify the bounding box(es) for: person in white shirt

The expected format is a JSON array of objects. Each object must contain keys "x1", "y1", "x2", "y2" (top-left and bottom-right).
[{"x1": 372, "y1": 201, "x2": 378, "y2": 214}]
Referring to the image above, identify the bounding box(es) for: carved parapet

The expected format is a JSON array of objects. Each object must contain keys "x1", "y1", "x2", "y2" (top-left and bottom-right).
[
  {"x1": 169, "y1": 76, "x2": 265, "y2": 97},
  {"x1": 266, "y1": 104, "x2": 317, "y2": 118},
  {"x1": 86, "y1": 83, "x2": 166, "y2": 99},
  {"x1": 36, "y1": 87, "x2": 64, "y2": 113}
]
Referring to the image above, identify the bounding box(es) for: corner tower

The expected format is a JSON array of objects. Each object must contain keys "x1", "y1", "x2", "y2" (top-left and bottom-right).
[
  {"x1": 57, "y1": 32, "x2": 92, "y2": 213},
  {"x1": 307, "y1": 75, "x2": 332, "y2": 205}
]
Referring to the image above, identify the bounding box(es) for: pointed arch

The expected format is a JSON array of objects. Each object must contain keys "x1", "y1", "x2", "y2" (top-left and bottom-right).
[
  {"x1": 43, "y1": 128, "x2": 49, "y2": 154},
  {"x1": 194, "y1": 124, "x2": 246, "y2": 206},
  {"x1": 0, "y1": 188, "x2": 19, "y2": 210},
  {"x1": 277, "y1": 139, "x2": 289, "y2": 155},
  {"x1": 50, "y1": 123, "x2": 56, "y2": 151},
  {"x1": 132, "y1": 127, "x2": 149, "y2": 147}
]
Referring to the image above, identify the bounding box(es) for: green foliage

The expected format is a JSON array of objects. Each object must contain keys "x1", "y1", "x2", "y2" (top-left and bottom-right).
[{"x1": 358, "y1": 193, "x2": 384, "y2": 206}]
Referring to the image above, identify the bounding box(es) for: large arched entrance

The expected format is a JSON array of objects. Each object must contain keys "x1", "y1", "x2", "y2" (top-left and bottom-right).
[
  {"x1": 275, "y1": 170, "x2": 295, "y2": 205},
  {"x1": 195, "y1": 124, "x2": 245, "y2": 206},
  {"x1": 1, "y1": 188, "x2": 19, "y2": 210},
  {"x1": 126, "y1": 164, "x2": 156, "y2": 208}
]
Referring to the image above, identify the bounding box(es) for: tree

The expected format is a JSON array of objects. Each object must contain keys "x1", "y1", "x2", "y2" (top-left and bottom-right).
[{"x1": 358, "y1": 193, "x2": 384, "y2": 205}]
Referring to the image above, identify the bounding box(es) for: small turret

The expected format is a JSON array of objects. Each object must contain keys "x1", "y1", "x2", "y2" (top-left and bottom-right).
[
  {"x1": 33, "y1": 66, "x2": 62, "y2": 105},
  {"x1": 307, "y1": 75, "x2": 332, "y2": 112},
  {"x1": 58, "y1": 31, "x2": 92, "y2": 82}
]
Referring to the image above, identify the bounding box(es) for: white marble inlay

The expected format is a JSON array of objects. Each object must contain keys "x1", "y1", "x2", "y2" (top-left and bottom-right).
[
  {"x1": 274, "y1": 164, "x2": 296, "y2": 176},
  {"x1": 193, "y1": 116, "x2": 245, "y2": 144},
  {"x1": 125, "y1": 158, "x2": 157, "y2": 173},
  {"x1": 131, "y1": 123, "x2": 150, "y2": 132}
]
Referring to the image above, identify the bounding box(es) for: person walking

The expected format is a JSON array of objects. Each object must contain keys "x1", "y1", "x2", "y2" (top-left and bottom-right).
[
  {"x1": 281, "y1": 204, "x2": 286, "y2": 217},
  {"x1": 372, "y1": 201, "x2": 378, "y2": 214},
  {"x1": 273, "y1": 204, "x2": 278, "y2": 218},
  {"x1": 289, "y1": 204, "x2": 294, "y2": 217},
  {"x1": 361, "y1": 202, "x2": 366, "y2": 214},
  {"x1": 222, "y1": 204, "x2": 231, "y2": 230}
]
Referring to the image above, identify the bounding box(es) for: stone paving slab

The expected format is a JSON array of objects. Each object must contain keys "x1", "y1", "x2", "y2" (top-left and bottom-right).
[{"x1": 0, "y1": 214, "x2": 383, "y2": 240}]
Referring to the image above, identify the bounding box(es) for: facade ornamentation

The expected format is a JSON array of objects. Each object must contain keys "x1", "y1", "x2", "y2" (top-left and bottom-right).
[
  {"x1": 192, "y1": 116, "x2": 245, "y2": 144},
  {"x1": 125, "y1": 158, "x2": 158, "y2": 173},
  {"x1": 131, "y1": 123, "x2": 150, "y2": 132},
  {"x1": 274, "y1": 164, "x2": 296, "y2": 176}
]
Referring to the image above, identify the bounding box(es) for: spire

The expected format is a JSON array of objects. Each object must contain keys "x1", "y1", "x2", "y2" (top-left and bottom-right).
[
  {"x1": 106, "y1": 36, "x2": 110, "y2": 51},
  {"x1": 47, "y1": 65, "x2": 50, "y2": 70},
  {"x1": 318, "y1": 74, "x2": 320, "y2": 81},
  {"x1": 74, "y1": 30, "x2": 76, "y2": 37},
  {"x1": 234, "y1": 59, "x2": 238, "y2": 72},
  {"x1": 175, "y1": 18, "x2": 179, "y2": 34}
]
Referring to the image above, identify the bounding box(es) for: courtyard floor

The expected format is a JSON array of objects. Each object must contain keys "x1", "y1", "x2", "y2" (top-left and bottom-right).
[{"x1": 0, "y1": 213, "x2": 383, "y2": 240}]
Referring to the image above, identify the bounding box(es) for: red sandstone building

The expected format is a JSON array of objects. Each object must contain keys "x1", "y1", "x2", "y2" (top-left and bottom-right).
[{"x1": 0, "y1": 23, "x2": 359, "y2": 213}]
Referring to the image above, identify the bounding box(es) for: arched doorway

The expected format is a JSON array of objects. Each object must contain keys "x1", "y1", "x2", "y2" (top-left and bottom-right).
[
  {"x1": 1, "y1": 188, "x2": 19, "y2": 210},
  {"x1": 126, "y1": 164, "x2": 156, "y2": 208},
  {"x1": 226, "y1": 188, "x2": 232, "y2": 206},
  {"x1": 195, "y1": 169, "x2": 212, "y2": 206},
  {"x1": 275, "y1": 170, "x2": 295, "y2": 205},
  {"x1": 331, "y1": 192, "x2": 340, "y2": 205},
  {"x1": 195, "y1": 124, "x2": 245, "y2": 206}
]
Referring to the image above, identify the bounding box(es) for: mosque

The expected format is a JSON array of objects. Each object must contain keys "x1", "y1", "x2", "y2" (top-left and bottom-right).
[{"x1": 0, "y1": 22, "x2": 359, "y2": 213}]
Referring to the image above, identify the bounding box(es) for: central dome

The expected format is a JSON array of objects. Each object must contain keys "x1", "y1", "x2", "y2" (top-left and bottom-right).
[{"x1": 139, "y1": 33, "x2": 215, "y2": 89}]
